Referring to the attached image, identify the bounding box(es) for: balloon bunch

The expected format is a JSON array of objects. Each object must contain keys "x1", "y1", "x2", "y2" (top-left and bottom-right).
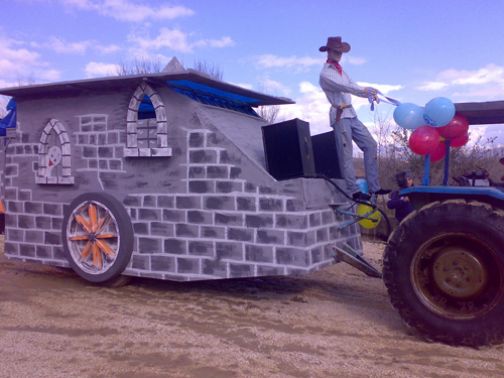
[{"x1": 393, "y1": 97, "x2": 470, "y2": 162}]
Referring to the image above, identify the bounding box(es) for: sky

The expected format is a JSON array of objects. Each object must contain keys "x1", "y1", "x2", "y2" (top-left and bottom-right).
[{"x1": 1, "y1": 0, "x2": 504, "y2": 145}]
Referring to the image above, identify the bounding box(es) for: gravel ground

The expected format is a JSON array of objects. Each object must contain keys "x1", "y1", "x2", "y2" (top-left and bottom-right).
[{"x1": 1, "y1": 236, "x2": 503, "y2": 377}]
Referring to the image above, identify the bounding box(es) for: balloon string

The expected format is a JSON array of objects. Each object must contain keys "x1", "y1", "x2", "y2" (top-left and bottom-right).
[{"x1": 368, "y1": 90, "x2": 401, "y2": 111}]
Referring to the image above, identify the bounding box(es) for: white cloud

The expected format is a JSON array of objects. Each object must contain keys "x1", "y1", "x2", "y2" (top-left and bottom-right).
[
  {"x1": 0, "y1": 39, "x2": 40, "y2": 72},
  {"x1": 276, "y1": 81, "x2": 331, "y2": 135},
  {"x1": 357, "y1": 81, "x2": 403, "y2": 95},
  {"x1": 417, "y1": 81, "x2": 448, "y2": 91},
  {"x1": 451, "y1": 85, "x2": 504, "y2": 100},
  {"x1": 255, "y1": 54, "x2": 367, "y2": 70},
  {"x1": 255, "y1": 54, "x2": 321, "y2": 71},
  {"x1": 192, "y1": 36, "x2": 234, "y2": 49},
  {"x1": 95, "y1": 43, "x2": 121, "y2": 54},
  {"x1": 258, "y1": 78, "x2": 291, "y2": 97},
  {"x1": 0, "y1": 36, "x2": 61, "y2": 84},
  {"x1": 47, "y1": 37, "x2": 90, "y2": 54},
  {"x1": 417, "y1": 64, "x2": 504, "y2": 98},
  {"x1": 24, "y1": 36, "x2": 120, "y2": 55},
  {"x1": 275, "y1": 80, "x2": 401, "y2": 135},
  {"x1": 468, "y1": 125, "x2": 488, "y2": 144},
  {"x1": 84, "y1": 61, "x2": 120, "y2": 77},
  {"x1": 60, "y1": 0, "x2": 194, "y2": 22},
  {"x1": 129, "y1": 28, "x2": 191, "y2": 53},
  {"x1": 231, "y1": 82, "x2": 253, "y2": 90},
  {"x1": 344, "y1": 56, "x2": 367, "y2": 65},
  {"x1": 38, "y1": 69, "x2": 61, "y2": 82},
  {"x1": 128, "y1": 28, "x2": 234, "y2": 54},
  {"x1": 451, "y1": 65, "x2": 504, "y2": 85}
]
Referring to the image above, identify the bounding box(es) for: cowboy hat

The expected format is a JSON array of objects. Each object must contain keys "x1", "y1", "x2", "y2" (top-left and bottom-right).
[{"x1": 319, "y1": 36, "x2": 351, "y2": 53}]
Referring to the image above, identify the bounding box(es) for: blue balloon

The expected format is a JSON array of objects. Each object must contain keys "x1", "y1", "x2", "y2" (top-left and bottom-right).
[
  {"x1": 393, "y1": 103, "x2": 425, "y2": 130},
  {"x1": 356, "y1": 178, "x2": 369, "y2": 194},
  {"x1": 424, "y1": 97, "x2": 455, "y2": 127}
]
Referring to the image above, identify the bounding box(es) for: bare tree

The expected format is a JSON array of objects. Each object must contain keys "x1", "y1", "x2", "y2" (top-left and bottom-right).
[
  {"x1": 116, "y1": 57, "x2": 225, "y2": 82},
  {"x1": 192, "y1": 60, "x2": 223, "y2": 80},
  {"x1": 372, "y1": 112, "x2": 504, "y2": 189},
  {"x1": 257, "y1": 105, "x2": 280, "y2": 123},
  {"x1": 116, "y1": 58, "x2": 162, "y2": 76}
]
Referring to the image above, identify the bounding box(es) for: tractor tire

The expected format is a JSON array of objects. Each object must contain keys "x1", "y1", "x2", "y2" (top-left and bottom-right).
[
  {"x1": 62, "y1": 192, "x2": 134, "y2": 286},
  {"x1": 383, "y1": 199, "x2": 504, "y2": 346}
]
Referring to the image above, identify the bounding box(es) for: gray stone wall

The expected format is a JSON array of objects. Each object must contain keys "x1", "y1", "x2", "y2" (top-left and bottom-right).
[
  {"x1": 1, "y1": 81, "x2": 362, "y2": 282},
  {"x1": 0, "y1": 138, "x2": 5, "y2": 201},
  {"x1": 122, "y1": 127, "x2": 360, "y2": 281}
]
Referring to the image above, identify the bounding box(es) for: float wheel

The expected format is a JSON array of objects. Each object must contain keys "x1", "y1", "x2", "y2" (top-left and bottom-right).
[{"x1": 63, "y1": 192, "x2": 133, "y2": 285}]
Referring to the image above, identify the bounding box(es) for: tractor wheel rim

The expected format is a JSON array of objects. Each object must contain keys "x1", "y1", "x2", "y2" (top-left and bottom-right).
[
  {"x1": 432, "y1": 247, "x2": 487, "y2": 298},
  {"x1": 411, "y1": 233, "x2": 501, "y2": 320},
  {"x1": 66, "y1": 200, "x2": 120, "y2": 275}
]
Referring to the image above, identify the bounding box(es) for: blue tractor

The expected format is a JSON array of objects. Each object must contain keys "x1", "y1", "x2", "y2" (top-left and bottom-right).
[{"x1": 383, "y1": 100, "x2": 504, "y2": 346}]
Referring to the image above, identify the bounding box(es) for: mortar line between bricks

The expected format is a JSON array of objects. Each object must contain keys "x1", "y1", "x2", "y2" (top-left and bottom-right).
[
  {"x1": 5, "y1": 212, "x2": 63, "y2": 222},
  {"x1": 250, "y1": 261, "x2": 292, "y2": 269},
  {"x1": 181, "y1": 178, "x2": 247, "y2": 183},
  {"x1": 173, "y1": 255, "x2": 205, "y2": 260},
  {"x1": 186, "y1": 147, "x2": 227, "y2": 152},
  {"x1": 180, "y1": 163, "x2": 235, "y2": 167}
]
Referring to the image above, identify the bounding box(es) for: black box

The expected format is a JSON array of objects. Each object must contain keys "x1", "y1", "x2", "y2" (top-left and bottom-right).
[
  {"x1": 262, "y1": 118, "x2": 316, "y2": 180},
  {"x1": 311, "y1": 131, "x2": 342, "y2": 179}
]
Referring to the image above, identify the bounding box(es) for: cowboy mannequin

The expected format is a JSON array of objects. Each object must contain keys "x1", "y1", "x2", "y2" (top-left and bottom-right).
[{"x1": 319, "y1": 36, "x2": 389, "y2": 201}]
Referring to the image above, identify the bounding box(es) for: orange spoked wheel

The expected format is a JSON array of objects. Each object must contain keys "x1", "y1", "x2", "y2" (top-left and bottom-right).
[{"x1": 63, "y1": 192, "x2": 133, "y2": 284}]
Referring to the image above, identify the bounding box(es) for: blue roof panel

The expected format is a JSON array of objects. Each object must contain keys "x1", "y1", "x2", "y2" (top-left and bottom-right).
[{"x1": 167, "y1": 79, "x2": 261, "y2": 105}]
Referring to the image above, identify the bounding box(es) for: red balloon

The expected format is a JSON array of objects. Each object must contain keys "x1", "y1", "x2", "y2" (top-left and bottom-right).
[
  {"x1": 438, "y1": 114, "x2": 469, "y2": 140},
  {"x1": 451, "y1": 132, "x2": 469, "y2": 148},
  {"x1": 408, "y1": 126, "x2": 441, "y2": 155},
  {"x1": 429, "y1": 141, "x2": 447, "y2": 162}
]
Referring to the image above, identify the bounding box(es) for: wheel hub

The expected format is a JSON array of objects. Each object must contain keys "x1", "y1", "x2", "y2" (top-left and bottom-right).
[
  {"x1": 67, "y1": 201, "x2": 119, "y2": 275},
  {"x1": 432, "y1": 247, "x2": 487, "y2": 298}
]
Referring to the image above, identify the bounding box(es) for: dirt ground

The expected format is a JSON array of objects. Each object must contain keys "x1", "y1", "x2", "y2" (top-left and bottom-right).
[{"x1": 1, "y1": 237, "x2": 503, "y2": 378}]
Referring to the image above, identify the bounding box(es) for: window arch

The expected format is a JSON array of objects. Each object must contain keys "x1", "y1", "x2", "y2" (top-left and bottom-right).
[
  {"x1": 36, "y1": 119, "x2": 74, "y2": 184},
  {"x1": 125, "y1": 83, "x2": 172, "y2": 157}
]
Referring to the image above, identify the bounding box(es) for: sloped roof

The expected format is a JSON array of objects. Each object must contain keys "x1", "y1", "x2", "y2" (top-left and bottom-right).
[
  {"x1": 455, "y1": 101, "x2": 504, "y2": 125},
  {"x1": 0, "y1": 70, "x2": 295, "y2": 107}
]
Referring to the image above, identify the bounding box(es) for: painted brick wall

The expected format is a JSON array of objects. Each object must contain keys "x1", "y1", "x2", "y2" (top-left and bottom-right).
[
  {"x1": 2, "y1": 127, "x2": 68, "y2": 266},
  {"x1": 122, "y1": 127, "x2": 361, "y2": 281},
  {"x1": 0, "y1": 84, "x2": 362, "y2": 283}
]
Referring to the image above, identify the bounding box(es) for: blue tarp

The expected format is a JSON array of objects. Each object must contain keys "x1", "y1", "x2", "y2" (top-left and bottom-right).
[
  {"x1": 0, "y1": 98, "x2": 16, "y2": 136},
  {"x1": 166, "y1": 79, "x2": 259, "y2": 117},
  {"x1": 167, "y1": 79, "x2": 261, "y2": 105},
  {"x1": 138, "y1": 95, "x2": 156, "y2": 119}
]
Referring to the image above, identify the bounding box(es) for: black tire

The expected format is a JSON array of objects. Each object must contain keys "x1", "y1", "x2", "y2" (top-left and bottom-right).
[
  {"x1": 383, "y1": 200, "x2": 504, "y2": 346},
  {"x1": 62, "y1": 192, "x2": 134, "y2": 285}
]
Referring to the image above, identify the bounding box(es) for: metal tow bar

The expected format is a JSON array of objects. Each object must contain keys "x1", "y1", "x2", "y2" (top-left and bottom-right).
[{"x1": 332, "y1": 242, "x2": 382, "y2": 278}]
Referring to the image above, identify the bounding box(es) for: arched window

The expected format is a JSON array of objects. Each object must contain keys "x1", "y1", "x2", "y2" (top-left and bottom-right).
[
  {"x1": 125, "y1": 83, "x2": 172, "y2": 157},
  {"x1": 36, "y1": 119, "x2": 74, "y2": 184}
]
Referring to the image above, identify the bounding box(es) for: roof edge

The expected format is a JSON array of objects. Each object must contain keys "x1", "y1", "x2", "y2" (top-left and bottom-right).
[{"x1": 0, "y1": 71, "x2": 295, "y2": 107}]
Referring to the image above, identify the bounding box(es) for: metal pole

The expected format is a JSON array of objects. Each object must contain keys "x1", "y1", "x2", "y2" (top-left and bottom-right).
[
  {"x1": 422, "y1": 154, "x2": 431, "y2": 186},
  {"x1": 442, "y1": 140, "x2": 451, "y2": 185}
]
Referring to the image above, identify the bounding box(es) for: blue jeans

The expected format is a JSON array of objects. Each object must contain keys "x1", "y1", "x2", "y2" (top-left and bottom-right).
[{"x1": 332, "y1": 117, "x2": 380, "y2": 194}]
